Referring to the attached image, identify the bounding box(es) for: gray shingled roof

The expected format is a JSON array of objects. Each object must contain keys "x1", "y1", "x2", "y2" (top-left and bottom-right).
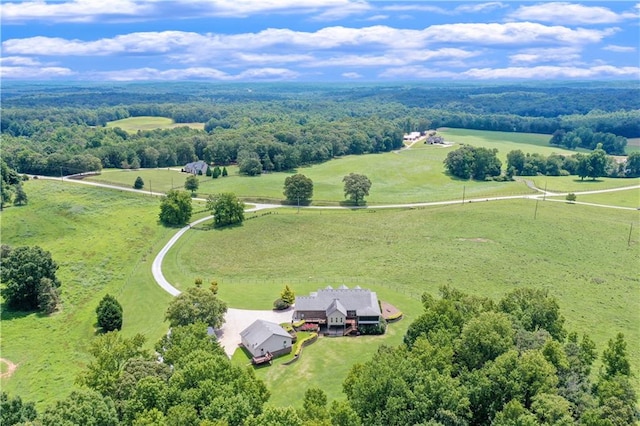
[
  {"x1": 240, "y1": 319, "x2": 290, "y2": 348},
  {"x1": 326, "y1": 299, "x2": 347, "y2": 316},
  {"x1": 294, "y1": 287, "x2": 381, "y2": 317}
]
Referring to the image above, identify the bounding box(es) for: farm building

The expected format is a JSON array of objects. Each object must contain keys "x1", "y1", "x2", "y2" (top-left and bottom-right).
[
  {"x1": 403, "y1": 131, "x2": 422, "y2": 141},
  {"x1": 240, "y1": 319, "x2": 292, "y2": 360},
  {"x1": 183, "y1": 160, "x2": 208, "y2": 175},
  {"x1": 293, "y1": 286, "x2": 382, "y2": 335}
]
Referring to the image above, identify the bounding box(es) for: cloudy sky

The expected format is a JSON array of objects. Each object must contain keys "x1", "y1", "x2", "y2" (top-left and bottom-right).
[{"x1": 1, "y1": 0, "x2": 639, "y2": 81}]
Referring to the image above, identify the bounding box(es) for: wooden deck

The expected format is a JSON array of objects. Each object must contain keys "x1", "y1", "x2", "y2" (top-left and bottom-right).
[{"x1": 252, "y1": 352, "x2": 273, "y2": 365}]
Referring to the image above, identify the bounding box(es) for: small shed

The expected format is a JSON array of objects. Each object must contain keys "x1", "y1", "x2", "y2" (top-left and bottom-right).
[{"x1": 240, "y1": 319, "x2": 292, "y2": 359}]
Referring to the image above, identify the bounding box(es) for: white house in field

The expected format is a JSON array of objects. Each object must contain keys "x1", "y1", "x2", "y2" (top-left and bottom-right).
[{"x1": 240, "y1": 319, "x2": 292, "y2": 359}]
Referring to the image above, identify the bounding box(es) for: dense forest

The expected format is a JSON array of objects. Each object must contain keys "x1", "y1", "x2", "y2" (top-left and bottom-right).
[
  {"x1": 1, "y1": 82, "x2": 638, "y2": 177},
  {"x1": 2, "y1": 286, "x2": 637, "y2": 425}
]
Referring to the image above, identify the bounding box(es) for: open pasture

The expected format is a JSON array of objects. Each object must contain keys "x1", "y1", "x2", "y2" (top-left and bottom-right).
[
  {"x1": 89, "y1": 146, "x2": 536, "y2": 204},
  {"x1": 0, "y1": 180, "x2": 175, "y2": 408},
  {"x1": 437, "y1": 128, "x2": 584, "y2": 157},
  {"x1": 105, "y1": 116, "x2": 204, "y2": 132},
  {"x1": 549, "y1": 187, "x2": 640, "y2": 209},
  {"x1": 626, "y1": 138, "x2": 640, "y2": 154},
  {"x1": 164, "y1": 201, "x2": 640, "y2": 403}
]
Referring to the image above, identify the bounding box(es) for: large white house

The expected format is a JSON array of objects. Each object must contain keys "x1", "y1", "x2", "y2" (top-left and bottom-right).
[{"x1": 240, "y1": 319, "x2": 292, "y2": 359}]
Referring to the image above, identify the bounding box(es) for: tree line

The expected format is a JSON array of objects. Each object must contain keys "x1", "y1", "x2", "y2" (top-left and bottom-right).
[
  {"x1": 2, "y1": 285, "x2": 636, "y2": 425},
  {"x1": 445, "y1": 145, "x2": 640, "y2": 181},
  {"x1": 1, "y1": 83, "x2": 638, "y2": 177}
]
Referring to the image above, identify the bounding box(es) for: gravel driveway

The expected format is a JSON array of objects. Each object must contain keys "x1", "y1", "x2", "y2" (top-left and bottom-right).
[{"x1": 217, "y1": 307, "x2": 294, "y2": 356}]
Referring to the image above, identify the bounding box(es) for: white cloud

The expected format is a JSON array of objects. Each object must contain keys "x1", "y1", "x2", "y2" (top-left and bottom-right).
[
  {"x1": 307, "y1": 48, "x2": 479, "y2": 68},
  {"x1": 94, "y1": 66, "x2": 298, "y2": 81},
  {"x1": 363, "y1": 14, "x2": 389, "y2": 22},
  {"x1": 462, "y1": 65, "x2": 640, "y2": 79},
  {"x1": 1, "y1": 66, "x2": 75, "y2": 79},
  {"x1": 0, "y1": 0, "x2": 153, "y2": 23},
  {"x1": 0, "y1": 56, "x2": 42, "y2": 66},
  {"x1": 603, "y1": 44, "x2": 636, "y2": 53},
  {"x1": 455, "y1": 2, "x2": 506, "y2": 14},
  {"x1": 3, "y1": 23, "x2": 614, "y2": 61},
  {"x1": 379, "y1": 66, "x2": 457, "y2": 79},
  {"x1": 342, "y1": 72, "x2": 362, "y2": 78},
  {"x1": 509, "y1": 47, "x2": 582, "y2": 65},
  {"x1": 0, "y1": 0, "x2": 371, "y2": 22},
  {"x1": 508, "y1": 2, "x2": 639, "y2": 25}
]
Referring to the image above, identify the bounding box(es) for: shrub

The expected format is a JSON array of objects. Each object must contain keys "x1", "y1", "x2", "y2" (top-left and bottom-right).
[
  {"x1": 358, "y1": 320, "x2": 386, "y2": 335},
  {"x1": 300, "y1": 323, "x2": 319, "y2": 332},
  {"x1": 566, "y1": 193, "x2": 577, "y2": 203},
  {"x1": 133, "y1": 176, "x2": 144, "y2": 189},
  {"x1": 273, "y1": 298, "x2": 290, "y2": 310},
  {"x1": 385, "y1": 311, "x2": 404, "y2": 322}
]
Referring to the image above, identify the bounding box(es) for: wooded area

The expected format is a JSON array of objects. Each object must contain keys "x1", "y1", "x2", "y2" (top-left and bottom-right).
[{"x1": 2, "y1": 82, "x2": 638, "y2": 177}]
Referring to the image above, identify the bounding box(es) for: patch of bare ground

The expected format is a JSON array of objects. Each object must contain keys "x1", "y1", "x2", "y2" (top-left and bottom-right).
[
  {"x1": 457, "y1": 238, "x2": 493, "y2": 243},
  {"x1": 0, "y1": 358, "x2": 18, "y2": 378}
]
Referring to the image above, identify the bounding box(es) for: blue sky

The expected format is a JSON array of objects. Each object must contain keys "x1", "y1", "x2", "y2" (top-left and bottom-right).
[{"x1": 1, "y1": 1, "x2": 639, "y2": 81}]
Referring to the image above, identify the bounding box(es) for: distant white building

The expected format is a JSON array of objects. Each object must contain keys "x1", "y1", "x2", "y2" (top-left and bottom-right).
[
  {"x1": 240, "y1": 319, "x2": 292, "y2": 359},
  {"x1": 403, "y1": 132, "x2": 421, "y2": 141}
]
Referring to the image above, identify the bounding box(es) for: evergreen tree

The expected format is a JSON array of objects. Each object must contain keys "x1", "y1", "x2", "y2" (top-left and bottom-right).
[
  {"x1": 222, "y1": 167, "x2": 228, "y2": 177},
  {"x1": 13, "y1": 182, "x2": 27, "y2": 206},
  {"x1": 96, "y1": 294, "x2": 124, "y2": 332},
  {"x1": 134, "y1": 176, "x2": 144, "y2": 189}
]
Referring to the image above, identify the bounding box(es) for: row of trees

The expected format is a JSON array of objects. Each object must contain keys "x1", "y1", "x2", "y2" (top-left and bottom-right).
[
  {"x1": 549, "y1": 127, "x2": 627, "y2": 155},
  {"x1": 446, "y1": 144, "x2": 640, "y2": 181}
]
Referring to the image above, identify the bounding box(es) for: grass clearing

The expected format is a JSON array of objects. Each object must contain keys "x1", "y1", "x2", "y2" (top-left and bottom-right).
[
  {"x1": 626, "y1": 138, "x2": 640, "y2": 154},
  {"x1": 558, "y1": 188, "x2": 640, "y2": 209},
  {"x1": 105, "y1": 116, "x2": 204, "y2": 132},
  {"x1": 0, "y1": 180, "x2": 175, "y2": 409},
  {"x1": 530, "y1": 175, "x2": 640, "y2": 193},
  {"x1": 163, "y1": 202, "x2": 640, "y2": 402}
]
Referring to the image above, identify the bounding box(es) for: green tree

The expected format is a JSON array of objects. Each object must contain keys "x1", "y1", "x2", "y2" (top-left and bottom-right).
[
  {"x1": 471, "y1": 147, "x2": 502, "y2": 180},
  {"x1": 222, "y1": 166, "x2": 228, "y2": 177},
  {"x1": 601, "y1": 333, "x2": 631, "y2": 379},
  {"x1": 165, "y1": 286, "x2": 228, "y2": 329},
  {"x1": 184, "y1": 174, "x2": 199, "y2": 194},
  {"x1": 0, "y1": 392, "x2": 37, "y2": 425},
  {"x1": 159, "y1": 189, "x2": 193, "y2": 226},
  {"x1": 283, "y1": 174, "x2": 313, "y2": 204},
  {"x1": 206, "y1": 192, "x2": 244, "y2": 228},
  {"x1": 0, "y1": 245, "x2": 62, "y2": 312},
  {"x1": 299, "y1": 387, "x2": 330, "y2": 424},
  {"x1": 205, "y1": 166, "x2": 212, "y2": 177},
  {"x1": 576, "y1": 154, "x2": 591, "y2": 181},
  {"x1": 507, "y1": 149, "x2": 526, "y2": 176},
  {"x1": 566, "y1": 193, "x2": 577, "y2": 203},
  {"x1": 76, "y1": 331, "x2": 149, "y2": 398},
  {"x1": 0, "y1": 159, "x2": 20, "y2": 210},
  {"x1": 212, "y1": 166, "x2": 221, "y2": 178},
  {"x1": 499, "y1": 288, "x2": 566, "y2": 341},
  {"x1": 246, "y1": 406, "x2": 303, "y2": 426},
  {"x1": 444, "y1": 145, "x2": 475, "y2": 179},
  {"x1": 96, "y1": 294, "x2": 124, "y2": 332},
  {"x1": 342, "y1": 173, "x2": 372, "y2": 205},
  {"x1": 155, "y1": 322, "x2": 225, "y2": 366},
  {"x1": 624, "y1": 152, "x2": 640, "y2": 177},
  {"x1": 134, "y1": 176, "x2": 144, "y2": 189},
  {"x1": 330, "y1": 400, "x2": 362, "y2": 426},
  {"x1": 40, "y1": 389, "x2": 118, "y2": 426},
  {"x1": 587, "y1": 144, "x2": 607, "y2": 180},
  {"x1": 13, "y1": 182, "x2": 27, "y2": 206},
  {"x1": 280, "y1": 285, "x2": 295, "y2": 306},
  {"x1": 455, "y1": 311, "x2": 514, "y2": 371}
]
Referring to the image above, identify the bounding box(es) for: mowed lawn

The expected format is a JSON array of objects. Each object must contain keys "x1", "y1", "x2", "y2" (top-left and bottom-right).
[
  {"x1": 106, "y1": 116, "x2": 204, "y2": 132},
  {"x1": 164, "y1": 201, "x2": 640, "y2": 403},
  {"x1": 0, "y1": 180, "x2": 175, "y2": 409}
]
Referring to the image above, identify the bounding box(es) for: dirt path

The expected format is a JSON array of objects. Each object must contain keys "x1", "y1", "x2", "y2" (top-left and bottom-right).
[{"x1": 0, "y1": 358, "x2": 18, "y2": 379}]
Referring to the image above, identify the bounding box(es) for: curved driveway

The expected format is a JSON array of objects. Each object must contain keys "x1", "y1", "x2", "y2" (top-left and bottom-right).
[{"x1": 43, "y1": 174, "x2": 639, "y2": 355}]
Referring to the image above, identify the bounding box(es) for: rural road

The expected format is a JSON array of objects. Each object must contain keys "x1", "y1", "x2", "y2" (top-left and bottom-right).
[{"x1": 39, "y1": 173, "x2": 639, "y2": 356}]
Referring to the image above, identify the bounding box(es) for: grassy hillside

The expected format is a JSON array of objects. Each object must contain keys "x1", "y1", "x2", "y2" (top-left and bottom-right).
[
  {"x1": 165, "y1": 202, "x2": 640, "y2": 405},
  {"x1": 105, "y1": 116, "x2": 204, "y2": 132},
  {"x1": 0, "y1": 180, "x2": 175, "y2": 408}
]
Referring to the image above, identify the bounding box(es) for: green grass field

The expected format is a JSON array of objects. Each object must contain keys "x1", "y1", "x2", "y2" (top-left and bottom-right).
[
  {"x1": 550, "y1": 187, "x2": 639, "y2": 209},
  {"x1": 2, "y1": 128, "x2": 639, "y2": 411},
  {"x1": 0, "y1": 180, "x2": 175, "y2": 408},
  {"x1": 105, "y1": 116, "x2": 204, "y2": 132},
  {"x1": 163, "y1": 202, "x2": 640, "y2": 404},
  {"x1": 626, "y1": 138, "x2": 640, "y2": 154}
]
